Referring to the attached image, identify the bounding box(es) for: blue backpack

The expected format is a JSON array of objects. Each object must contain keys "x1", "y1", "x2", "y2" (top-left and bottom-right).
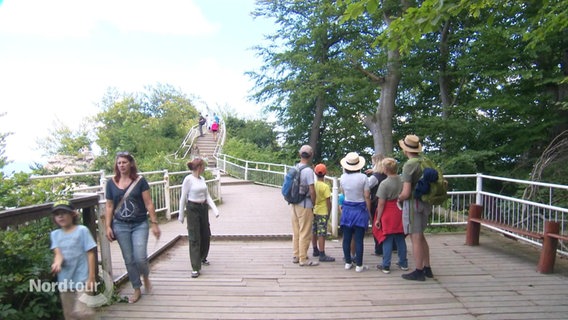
[{"x1": 282, "y1": 164, "x2": 308, "y2": 204}]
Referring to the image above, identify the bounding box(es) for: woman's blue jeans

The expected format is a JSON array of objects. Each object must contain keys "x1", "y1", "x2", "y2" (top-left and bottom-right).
[
  {"x1": 342, "y1": 226, "x2": 366, "y2": 266},
  {"x1": 113, "y1": 219, "x2": 149, "y2": 289}
]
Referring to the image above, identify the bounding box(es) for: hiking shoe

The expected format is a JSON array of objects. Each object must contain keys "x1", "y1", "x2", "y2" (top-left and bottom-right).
[
  {"x1": 312, "y1": 248, "x2": 320, "y2": 257},
  {"x1": 292, "y1": 256, "x2": 299, "y2": 264},
  {"x1": 345, "y1": 263, "x2": 354, "y2": 270},
  {"x1": 424, "y1": 266, "x2": 434, "y2": 278},
  {"x1": 191, "y1": 271, "x2": 200, "y2": 278},
  {"x1": 395, "y1": 262, "x2": 409, "y2": 271},
  {"x1": 201, "y1": 259, "x2": 210, "y2": 266},
  {"x1": 319, "y1": 254, "x2": 335, "y2": 262},
  {"x1": 299, "y1": 260, "x2": 319, "y2": 267},
  {"x1": 355, "y1": 265, "x2": 369, "y2": 273},
  {"x1": 376, "y1": 265, "x2": 390, "y2": 274},
  {"x1": 401, "y1": 270, "x2": 425, "y2": 281}
]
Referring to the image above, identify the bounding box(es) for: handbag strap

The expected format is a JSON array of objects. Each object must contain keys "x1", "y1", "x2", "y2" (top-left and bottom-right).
[{"x1": 113, "y1": 176, "x2": 143, "y2": 215}]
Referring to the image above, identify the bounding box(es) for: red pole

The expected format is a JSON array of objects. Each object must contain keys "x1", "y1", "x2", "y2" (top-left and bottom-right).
[
  {"x1": 537, "y1": 221, "x2": 560, "y2": 274},
  {"x1": 466, "y1": 204, "x2": 482, "y2": 246}
]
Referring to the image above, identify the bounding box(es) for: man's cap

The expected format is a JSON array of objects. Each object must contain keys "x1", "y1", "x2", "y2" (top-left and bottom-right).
[{"x1": 51, "y1": 199, "x2": 75, "y2": 214}]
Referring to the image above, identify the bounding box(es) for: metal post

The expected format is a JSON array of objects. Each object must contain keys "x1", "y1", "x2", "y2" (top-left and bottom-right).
[
  {"x1": 164, "y1": 170, "x2": 171, "y2": 220},
  {"x1": 475, "y1": 173, "x2": 483, "y2": 205},
  {"x1": 331, "y1": 177, "x2": 339, "y2": 238}
]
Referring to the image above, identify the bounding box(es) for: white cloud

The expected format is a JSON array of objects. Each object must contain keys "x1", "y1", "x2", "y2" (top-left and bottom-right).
[{"x1": 0, "y1": 0, "x2": 219, "y2": 37}]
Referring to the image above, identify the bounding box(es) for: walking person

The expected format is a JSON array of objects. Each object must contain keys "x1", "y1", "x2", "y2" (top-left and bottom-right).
[
  {"x1": 340, "y1": 152, "x2": 371, "y2": 272},
  {"x1": 178, "y1": 158, "x2": 220, "y2": 278},
  {"x1": 105, "y1": 151, "x2": 161, "y2": 303},
  {"x1": 398, "y1": 134, "x2": 434, "y2": 281},
  {"x1": 198, "y1": 114, "x2": 206, "y2": 137},
  {"x1": 374, "y1": 158, "x2": 408, "y2": 274},
  {"x1": 290, "y1": 145, "x2": 319, "y2": 266},
  {"x1": 50, "y1": 200, "x2": 97, "y2": 319},
  {"x1": 311, "y1": 163, "x2": 335, "y2": 262}
]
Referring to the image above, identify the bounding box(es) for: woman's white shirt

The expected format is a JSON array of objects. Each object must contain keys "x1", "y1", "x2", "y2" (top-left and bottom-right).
[{"x1": 178, "y1": 174, "x2": 219, "y2": 223}]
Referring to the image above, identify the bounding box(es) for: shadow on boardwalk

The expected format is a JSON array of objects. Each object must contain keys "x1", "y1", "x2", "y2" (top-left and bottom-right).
[{"x1": 99, "y1": 177, "x2": 568, "y2": 320}]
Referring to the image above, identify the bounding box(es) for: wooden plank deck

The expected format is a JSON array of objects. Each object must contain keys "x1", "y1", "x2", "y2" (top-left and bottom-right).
[
  {"x1": 99, "y1": 232, "x2": 568, "y2": 319},
  {"x1": 98, "y1": 177, "x2": 568, "y2": 319}
]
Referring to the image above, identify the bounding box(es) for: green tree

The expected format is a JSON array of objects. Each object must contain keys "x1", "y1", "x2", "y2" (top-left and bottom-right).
[
  {"x1": 342, "y1": 0, "x2": 567, "y2": 182},
  {"x1": 250, "y1": 0, "x2": 377, "y2": 164},
  {"x1": 36, "y1": 118, "x2": 93, "y2": 157},
  {"x1": 95, "y1": 84, "x2": 199, "y2": 171}
]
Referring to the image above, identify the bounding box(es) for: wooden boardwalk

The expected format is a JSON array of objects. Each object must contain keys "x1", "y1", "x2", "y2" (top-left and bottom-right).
[{"x1": 98, "y1": 177, "x2": 568, "y2": 320}]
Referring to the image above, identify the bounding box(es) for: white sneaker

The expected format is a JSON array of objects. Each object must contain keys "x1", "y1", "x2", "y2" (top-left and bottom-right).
[
  {"x1": 344, "y1": 263, "x2": 353, "y2": 270},
  {"x1": 355, "y1": 265, "x2": 369, "y2": 273}
]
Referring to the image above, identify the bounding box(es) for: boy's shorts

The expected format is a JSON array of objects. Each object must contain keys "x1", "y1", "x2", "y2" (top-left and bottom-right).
[{"x1": 312, "y1": 214, "x2": 329, "y2": 237}]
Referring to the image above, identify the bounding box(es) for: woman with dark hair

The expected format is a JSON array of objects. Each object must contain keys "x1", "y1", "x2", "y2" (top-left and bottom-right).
[
  {"x1": 105, "y1": 152, "x2": 161, "y2": 303},
  {"x1": 178, "y1": 158, "x2": 220, "y2": 278}
]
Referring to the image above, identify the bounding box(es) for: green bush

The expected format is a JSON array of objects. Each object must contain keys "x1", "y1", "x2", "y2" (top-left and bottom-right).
[{"x1": 0, "y1": 218, "x2": 62, "y2": 320}]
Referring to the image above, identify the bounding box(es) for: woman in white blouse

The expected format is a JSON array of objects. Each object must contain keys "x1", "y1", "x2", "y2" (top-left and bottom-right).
[{"x1": 178, "y1": 158, "x2": 220, "y2": 278}]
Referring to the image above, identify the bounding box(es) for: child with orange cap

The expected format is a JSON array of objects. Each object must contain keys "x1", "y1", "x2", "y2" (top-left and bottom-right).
[{"x1": 311, "y1": 163, "x2": 335, "y2": 262}]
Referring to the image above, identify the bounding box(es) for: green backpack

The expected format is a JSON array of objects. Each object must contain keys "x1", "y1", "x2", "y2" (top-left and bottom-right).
[{"x1": 414, "y1": 157, "x2": 449, "y2": 206}]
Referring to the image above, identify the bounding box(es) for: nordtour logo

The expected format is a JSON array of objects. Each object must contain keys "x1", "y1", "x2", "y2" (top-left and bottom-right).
[{"x1": 29, "y1": 270, "x2": 113, "y2": 307}]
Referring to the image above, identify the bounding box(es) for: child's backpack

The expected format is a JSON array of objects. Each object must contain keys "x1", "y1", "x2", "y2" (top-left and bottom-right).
[
  {"x1": 282, "y1": 164, "x2": 308, "y2": 204},
  {"x1": 414, "y1": 157, "x2": 448, "y2": 206}
]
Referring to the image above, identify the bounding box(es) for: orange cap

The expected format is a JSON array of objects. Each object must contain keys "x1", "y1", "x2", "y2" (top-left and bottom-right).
[{"x1": 314, "y1": 163, "x2": 327, "y2": 176}]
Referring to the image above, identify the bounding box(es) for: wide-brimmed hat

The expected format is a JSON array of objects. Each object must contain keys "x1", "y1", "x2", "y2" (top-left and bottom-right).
[
  {"x1": 51, "y1": 199, "x2": 75, "y2": 214},
  {"x1": 398, "y1": 134, "x2": 423, "y2": 153},
  {"x1": 314, "y1": 163, "x2": 327, "y2": 176},
  {"x1": 340, "y1": 152, "x2": 366, "y2": 171}
]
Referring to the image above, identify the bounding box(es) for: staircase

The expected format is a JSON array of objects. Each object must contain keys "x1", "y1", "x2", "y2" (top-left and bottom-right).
[{"x1": 194, "y1": 131, "x2": 217, "y2": 168}]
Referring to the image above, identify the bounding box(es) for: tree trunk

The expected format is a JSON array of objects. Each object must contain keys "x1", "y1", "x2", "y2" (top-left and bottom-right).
[
  {"x1": 362, "y1": 45, "x2": 401, "y2": 156},
  {"x1": 309, "y1": 94, "x2": 325, "y2": 156}
]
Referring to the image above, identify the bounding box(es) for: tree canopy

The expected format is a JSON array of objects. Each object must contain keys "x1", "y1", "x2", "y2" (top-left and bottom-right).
[{"x1": 250, "y1": 0, "x2": 568, "y2": 182}]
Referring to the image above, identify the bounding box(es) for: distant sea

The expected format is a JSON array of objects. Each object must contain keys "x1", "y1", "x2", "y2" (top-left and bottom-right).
[{"x1": 1, "y1": 161, "x2": 34, "y2": 175}]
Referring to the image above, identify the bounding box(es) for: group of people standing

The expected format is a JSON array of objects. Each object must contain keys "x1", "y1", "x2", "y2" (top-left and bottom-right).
[
  {"x1": 288, "y1": 134, "x2": 434, "y2": 282},
  {"x1": 198, "y1": 113, "x2": 220, "y2": 141}
]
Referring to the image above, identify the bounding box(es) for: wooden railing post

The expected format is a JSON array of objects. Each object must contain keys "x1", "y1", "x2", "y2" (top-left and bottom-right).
[
  {"x1": 82, "y1": 204, "x2": 99, "y2": 276},
  {"x1": 466, "y1": 204, "x2": 483, "y2": 246},
  {"x1": 537, "y1": 221, "x2": 560, "y2": 274}
]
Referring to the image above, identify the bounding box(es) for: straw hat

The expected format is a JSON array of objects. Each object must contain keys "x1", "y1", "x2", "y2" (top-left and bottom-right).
[
  {"x1": 398, "y1": 134, "x2": 423, "y2": 153},
  {"x1": 340, "y1": 152, "x2": 366, "y2": 171}
]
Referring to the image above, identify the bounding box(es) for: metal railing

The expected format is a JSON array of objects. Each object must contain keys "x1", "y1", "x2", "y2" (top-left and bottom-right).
[
  {"x1": 29, "y1": 168, "x2": 221, "y2": 221},
  {"x1": 215, "y1": 154, "x2": 568, "y2": 256}
]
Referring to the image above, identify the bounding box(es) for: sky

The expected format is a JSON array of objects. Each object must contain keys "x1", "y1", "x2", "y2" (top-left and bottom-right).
[{"x1": 0, "y1": 0, "x2": 275, "y2": 173}]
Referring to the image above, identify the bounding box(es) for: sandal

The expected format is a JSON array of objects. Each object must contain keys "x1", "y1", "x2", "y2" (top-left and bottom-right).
[{"x1": 319, "y1": 255, "x2": 336, "y2": 262}]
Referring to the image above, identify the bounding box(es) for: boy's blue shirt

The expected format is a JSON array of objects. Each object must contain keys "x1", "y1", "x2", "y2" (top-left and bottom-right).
[{"x1": 50, "y1": 225, "x2": 97, "y2": 289}]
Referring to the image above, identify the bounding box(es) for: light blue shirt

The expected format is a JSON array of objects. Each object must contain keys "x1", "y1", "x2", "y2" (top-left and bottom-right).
[{"x1": 50, "y1": 225, "x2": 97, "y2": 289}]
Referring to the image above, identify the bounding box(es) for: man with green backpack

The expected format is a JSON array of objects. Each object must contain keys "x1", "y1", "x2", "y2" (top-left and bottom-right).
[{"x1": 397, "y1": 134, "x2": 444, "y2": 281}]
